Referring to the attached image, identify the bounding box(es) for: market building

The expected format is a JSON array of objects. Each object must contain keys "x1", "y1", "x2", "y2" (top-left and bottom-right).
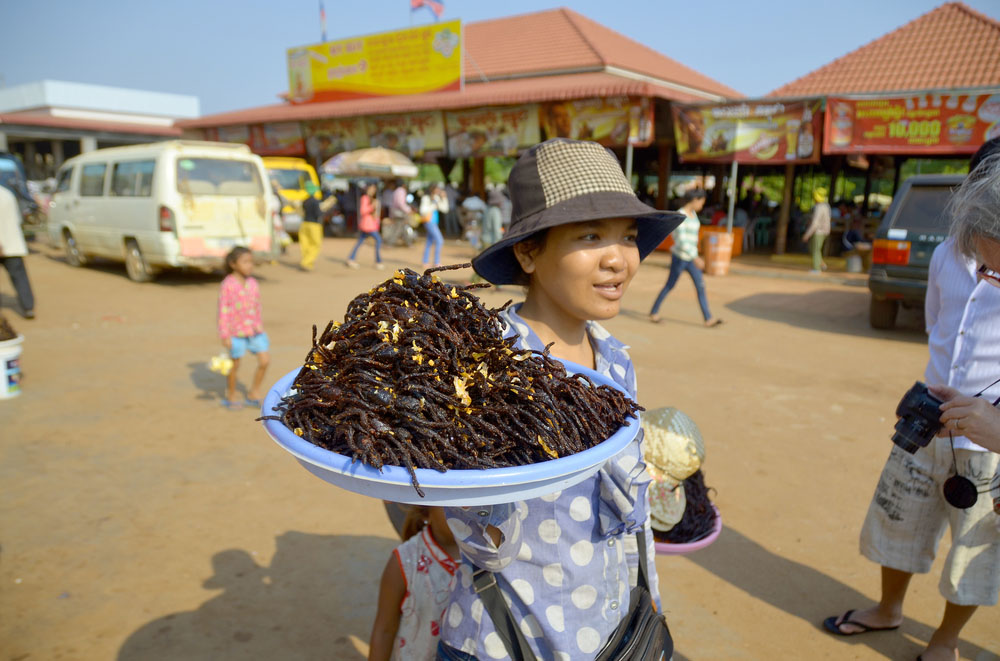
[
  {"x1": 176, "y1": 7, "x2": 740, "y2": 204},
  {"x1": 0, "y1": 80, "x2": 193, "y2": 179},
  {"x1": 658, "y1": 2, "x2": 1000, "y2": 256},
  {"x1": 765, "y1": 1, "x2": 1000, "y2": 253}
]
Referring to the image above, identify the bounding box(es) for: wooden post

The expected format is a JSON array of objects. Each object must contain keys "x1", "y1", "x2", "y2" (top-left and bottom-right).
[
  {"x1": 711, "y1": 165, "x2": 726, "y2": 205},
  {"x1": 891, "y1": 156, "x2": 903, "y2": 195},
  {"x1": 828, "y1": 156, "x2": 843, "y2": 202},
  {"x1": 861, "y1": 157, "x2": 873, "y2": 216},
  {"x1": 459, "y1": 159, "x2": 470, "y2": 194},
  {"x1": 436, "y1": 156, "x2": 456, "y2": 184},
  {"x1": 775, "y1": 163, "x2": 795, "y2": 255},
  {"x1": 471, "y1": 157, "x2": 486, "y2": 197},
  {"x1": 657, "y1": 144, "x2": 671, "y2": 209}
]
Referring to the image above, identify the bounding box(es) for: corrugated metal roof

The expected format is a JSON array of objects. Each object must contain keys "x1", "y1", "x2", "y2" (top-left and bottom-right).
[
  {"x1": 178, "y1": 72, "x2": 709, "y2": 129},
  {"x1": 180, "y1": 7, "x2": 741, "y2": 129},
  {"x1": 769, "y1": 2, "x2": 1000, "y2": 97}
]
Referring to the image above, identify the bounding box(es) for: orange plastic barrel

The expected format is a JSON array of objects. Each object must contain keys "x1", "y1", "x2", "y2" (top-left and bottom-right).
[{"x1": 702, "y1": 232, "x2": 733, "y2": 276}]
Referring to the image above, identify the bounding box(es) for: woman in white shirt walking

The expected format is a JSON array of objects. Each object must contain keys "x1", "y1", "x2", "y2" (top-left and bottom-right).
[{"x1": 649, "y1": 189, "x2": 721, "y2": 327}]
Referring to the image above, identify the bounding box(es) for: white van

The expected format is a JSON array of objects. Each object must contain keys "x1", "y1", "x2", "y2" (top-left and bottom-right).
[{"x1": 49, "y1": 141, "x2": 277, "y2": 281}]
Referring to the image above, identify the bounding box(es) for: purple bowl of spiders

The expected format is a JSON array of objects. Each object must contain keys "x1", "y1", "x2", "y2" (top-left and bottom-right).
[
  {"x1": 260, "y1": 360, "x2": 640, "y2": 506},
  {"x1": 654, "y1": 506, "x2": 722, "y2": 555}
]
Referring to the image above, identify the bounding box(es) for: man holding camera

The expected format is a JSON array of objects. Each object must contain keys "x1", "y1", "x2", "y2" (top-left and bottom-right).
[{"x1": 824, "y1": 140, "x2": 1000, "y2": 661}]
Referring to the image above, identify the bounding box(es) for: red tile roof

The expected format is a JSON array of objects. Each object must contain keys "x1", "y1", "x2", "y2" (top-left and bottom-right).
[
  {"x1": 180, "y1": 8, "x2": 740, "y2": 129},
  {"x1": 179, "y1": 73, "x2": 714, "y2": 129},
  {"x1": 463, "y1": 8, "x2": 741, "y2": 98},
  {"x1": 0, "y1": 112, "x2": 182, "y2": 137},
  {"x1": 769, "y1": 2, "x2": 1000, "y2": 97}
]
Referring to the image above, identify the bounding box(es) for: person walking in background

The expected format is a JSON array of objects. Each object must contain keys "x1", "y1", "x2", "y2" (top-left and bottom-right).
[
  {"x1": 0, "y1": 183, "x2": 35, "y2": 319},
  {"x1": 368, "y1": 507, "x2": 459, "y2": 661},
  {"x1": 649, "y1": 189, "x2": 722, "y2": 328},
  {"x1": 386, "y1": 178, "x2": 414, "y2": 246},
  {"x1": 347, "y1": 183, "x2": 384, "y2": 270},
  {"x1": 218, "y1": 247, "x2": 270, "y2": 410},
  {"x1": 420, "y1": 184, "x2": 447, "y2": 270},
  {"x1": 482, "y1": 188, "x2": 505, "y2": 249},
  {"x1": 803, "y1": 187, "x2": 831, "y2": 273},
  {"x1": 298, "y1": 182, "x2": 336, "y2": 271}
]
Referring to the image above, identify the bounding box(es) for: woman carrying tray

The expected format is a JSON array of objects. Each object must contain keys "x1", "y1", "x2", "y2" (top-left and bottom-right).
[{"x1": 437, "y1": 139, "x2": 683, "y2": 660}]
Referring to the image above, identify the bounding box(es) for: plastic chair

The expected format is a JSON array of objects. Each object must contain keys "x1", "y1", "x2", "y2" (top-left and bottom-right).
[{"x1": 754, "y1": 217, "x2": 773, "y2": 248}]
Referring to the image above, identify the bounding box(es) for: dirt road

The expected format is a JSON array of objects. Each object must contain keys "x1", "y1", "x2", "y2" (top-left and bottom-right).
[{"x1": 2, "y1": 237, "x2": 997, "y2": 660}]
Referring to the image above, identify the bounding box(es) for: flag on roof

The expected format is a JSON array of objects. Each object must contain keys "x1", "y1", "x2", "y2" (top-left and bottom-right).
[
  {"x1": 411, "y1": 0, "x2": 444, "y2": 19},
  {"x1": 319, "y1": 0, "x2": 327, "y2": 42}
]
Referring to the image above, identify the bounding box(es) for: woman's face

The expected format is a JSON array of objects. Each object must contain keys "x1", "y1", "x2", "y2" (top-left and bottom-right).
[
  {"x1": 515, "y1": 217, "x2": 640, "y2": 322},
  {"x1": 688, "y1": 196, "x2": 706, "y2": 212}
]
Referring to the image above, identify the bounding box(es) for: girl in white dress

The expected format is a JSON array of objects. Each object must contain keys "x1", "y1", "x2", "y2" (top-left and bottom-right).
[{"x1": 369, "y1": 507, "x2": 460, "y2": 661}]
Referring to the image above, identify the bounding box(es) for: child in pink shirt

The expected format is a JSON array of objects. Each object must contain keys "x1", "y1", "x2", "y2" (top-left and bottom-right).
[{"x1": 218, "y1": 247, "x2": 270, "y2": 410}]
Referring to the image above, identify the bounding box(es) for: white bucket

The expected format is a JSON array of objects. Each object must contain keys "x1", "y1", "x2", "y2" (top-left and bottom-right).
[
  {"x1": 0, "y1": 335, "x2": 24, "y2": 399},
  {"x1": 846, "y1": 254, "x2": 863, "y2": 273}
]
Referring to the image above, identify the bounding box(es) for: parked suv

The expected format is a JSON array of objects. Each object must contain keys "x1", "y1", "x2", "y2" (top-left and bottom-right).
[{"x1": 868, "y1": 174, "x2": 963, "y2": 329}]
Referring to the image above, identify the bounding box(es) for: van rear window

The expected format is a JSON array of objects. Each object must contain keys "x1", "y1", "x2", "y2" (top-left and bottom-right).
[
  {"x1": 268, "y1": 168, "x2": 309, "y2": 191},
  {"x1": 890, "y1": 185, "x2": 955, "y2": 232},
  {"x1": 176, "y1": 158, "x2": 262, "y2": 196}
]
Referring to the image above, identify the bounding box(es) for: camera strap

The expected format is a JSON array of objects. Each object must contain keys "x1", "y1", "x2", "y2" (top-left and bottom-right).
[
  {"x1": 972, "y1": 375, "x2": 1000, "y2": 405},
  {"x1": 940, "y1": 377, "x2": 1000, "y2": 510}
]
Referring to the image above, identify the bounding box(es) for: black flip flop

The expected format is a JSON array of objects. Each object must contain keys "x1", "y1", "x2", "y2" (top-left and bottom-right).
[{"x1": 823, "y1": 609, "x2": 901, "y2": 636}]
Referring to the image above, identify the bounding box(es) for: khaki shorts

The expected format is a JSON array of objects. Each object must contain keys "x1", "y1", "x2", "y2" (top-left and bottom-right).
[{"x1": 859, "y1": 439, "x2": 1000, "y2": 606}]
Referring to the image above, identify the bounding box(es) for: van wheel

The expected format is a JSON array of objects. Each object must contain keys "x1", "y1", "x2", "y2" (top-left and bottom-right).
[
  {"x1": 124, "y1": 239, "x2": 155, "y2": 282},
  {"x1": 63, "y1": 230, "x2": 88, "y2": 267},
  {"x1": 870, "y1": 297, "x2": 899, "y2": 330}
]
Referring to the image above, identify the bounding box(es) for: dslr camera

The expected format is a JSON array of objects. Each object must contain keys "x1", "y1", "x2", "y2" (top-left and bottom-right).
[{"x1": 892, "y1": 381, "x2": 944, "y2": 454}]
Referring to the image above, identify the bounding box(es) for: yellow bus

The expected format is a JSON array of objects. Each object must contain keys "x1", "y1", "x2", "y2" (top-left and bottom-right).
[{"x1": 262, "y1": 156, "x2": 320, "y2": 237}]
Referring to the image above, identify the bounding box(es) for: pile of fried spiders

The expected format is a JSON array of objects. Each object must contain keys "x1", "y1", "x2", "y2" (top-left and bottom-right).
[{"x1": 261, "y1": 264, "x2": 641, "y2": 496}]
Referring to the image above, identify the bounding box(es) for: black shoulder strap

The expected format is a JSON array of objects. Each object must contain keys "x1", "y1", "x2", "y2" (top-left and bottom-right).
[
  {"x1": 472, "y1": 569, "x2": 537, "y2": 661},
  {"x1": 471, "y1": 530, "x2": 652, "y2": 661},
  {"x1": 636, "y1": 529, "x2": 650, "y2": 591}
]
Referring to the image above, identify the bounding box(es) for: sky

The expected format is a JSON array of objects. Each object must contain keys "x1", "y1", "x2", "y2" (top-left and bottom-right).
[{"x1": 2, "y1": 0, "x2": 999, "y2": 116}]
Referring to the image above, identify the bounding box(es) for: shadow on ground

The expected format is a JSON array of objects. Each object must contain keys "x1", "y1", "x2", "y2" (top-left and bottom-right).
[
  {"x1": 725, "y1": 289, "x2": 927, "y2": 342},
  {"x1": 41, "y1": 252, "x2": 253, "y2": 287},
  {"x1": 187, "y1": 360, "x2": 230, "y2": 401},
  {"x1": 687, "y1": 526, "x2": 992, "y2": 660},
  {"x1": 118, "y1": 532, "x2": 396, "y2": 661},
  {"x1": 0, "y1": 291, "x2": 28, "y2": 317}
]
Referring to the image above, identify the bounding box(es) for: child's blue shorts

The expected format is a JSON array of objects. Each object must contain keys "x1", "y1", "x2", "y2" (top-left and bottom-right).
[{"x1": 230, "y1": 333, "x2": 269, "y2": 359}]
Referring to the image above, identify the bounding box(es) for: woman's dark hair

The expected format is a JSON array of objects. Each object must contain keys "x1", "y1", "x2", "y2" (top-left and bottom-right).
[
  {"x1": 682, "y1": 188, "x2": 707, "y2": 204},
  {"x1": 510, "y1": 229, "x2": 550, "y2": 286},
  {"x1": 402, "y1": 505, "x2": 431, "y2": 541},
  {"x1": 224, "y1": 246, "x2": 251, "y2": 274}
]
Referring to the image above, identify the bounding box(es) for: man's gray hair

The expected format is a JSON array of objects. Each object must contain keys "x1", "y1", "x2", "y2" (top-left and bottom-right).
[{"x1": 948, "y1": 152, "x2": 1000, "y2": 258}]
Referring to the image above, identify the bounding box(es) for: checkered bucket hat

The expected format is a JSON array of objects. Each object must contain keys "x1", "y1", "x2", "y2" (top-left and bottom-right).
[{"x1": 472, "y1": 138, "x2": 684, "y2": 284}]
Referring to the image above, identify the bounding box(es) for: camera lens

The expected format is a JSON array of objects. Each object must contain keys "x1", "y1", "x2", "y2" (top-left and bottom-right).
[{"x1": 891, "y1": 430, "x2": 922, "y2": 454}]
